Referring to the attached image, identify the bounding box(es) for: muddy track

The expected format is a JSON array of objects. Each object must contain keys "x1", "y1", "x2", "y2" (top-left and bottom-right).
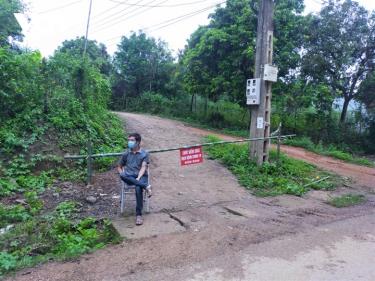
[{"x1": 8, "y1": 113, "x2": 375, "y2": 281}]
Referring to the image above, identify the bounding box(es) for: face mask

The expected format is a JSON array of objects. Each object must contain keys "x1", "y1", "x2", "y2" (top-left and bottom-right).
[{"x1": 128, "y1": 141, "x2": 136, "y2": 149}]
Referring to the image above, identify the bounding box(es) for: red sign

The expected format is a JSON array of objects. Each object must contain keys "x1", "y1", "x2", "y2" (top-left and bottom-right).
[{"x1": 180, "y1": 146, "x2": 203, "y2": 166}]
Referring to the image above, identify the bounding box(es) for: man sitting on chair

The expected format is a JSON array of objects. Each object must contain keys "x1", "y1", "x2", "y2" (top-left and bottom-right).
[{"x1": 117, "y1": 133, "x2": 152, "y2": 225}]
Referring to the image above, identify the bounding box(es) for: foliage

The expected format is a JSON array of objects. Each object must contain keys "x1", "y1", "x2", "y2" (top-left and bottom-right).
[
  {"x1": 181, "y1": 0, "x2": 306, "y2": 106},
  {"x1": 0, "y1": 37, "x2": 126, "y2": 187},
  {"x1": 56, "y1": 37, "x2": 112, "y2": 75},
  {"x1": 112, "y1": 31, "x2": 175, "y2": 108},
  {"x1": 284, "y1": 137, "x2": 374, "y2": 167},
  {"x1": 327, "y1": 194, "x2": 366, "y2": 208},
  {"x1": 204, "y1": 136, "x2": 339, "y2": 197},
  {"x1": 302, "y1": 0, "x2": 375, "y2": 123},
  {"x1": 0, "y1": 203, "x2": 30, "y2": 228},
  {"x1": 0, "y1": 201, "x2": 122, "y2": 277},
  {"x1": 0, "y1": 0, "x2": 24, "y2": 46}
]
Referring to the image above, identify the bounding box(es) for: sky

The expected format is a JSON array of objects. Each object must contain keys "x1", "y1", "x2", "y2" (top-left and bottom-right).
[{"x1": 15, "y1": 0, "x2": 375, "y2": 57}]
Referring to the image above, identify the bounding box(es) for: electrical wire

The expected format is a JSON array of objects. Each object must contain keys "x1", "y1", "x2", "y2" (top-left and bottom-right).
[
  {"x1": 37, "y1": 0, "x2": 83, "y2": 14},
  {"x1": 145, "y1": 1, "x2": 225, "y2": 31},
  {"x1": 105, "y1": 1, "x2": 225, "y2": 47},
  {"x1": 91, "y1": 0, "x2": 147, "y2": 26},
  {"x1": 105, "y1": 0, "x2": 220, "y2": 8},
  {"x1": 92, "y1": 0, "x2": 168, "y2": 33},
  {"x1": 90, "y1": 0, "x2": 129, "y2": 21}
]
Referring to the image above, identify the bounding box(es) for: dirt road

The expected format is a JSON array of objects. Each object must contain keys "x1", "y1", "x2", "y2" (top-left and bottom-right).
[{"x1": 8, "y1": 113, "x2": 375, "y2": 281}]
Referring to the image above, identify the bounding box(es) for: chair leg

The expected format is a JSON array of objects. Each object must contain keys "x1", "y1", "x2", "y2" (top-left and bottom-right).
[
  {"x1": 120, "y1": 182, "x2": 125, "y2": 214},
  {"x1": 145, "y1": 193, "x2": 150, "y2": 213}
]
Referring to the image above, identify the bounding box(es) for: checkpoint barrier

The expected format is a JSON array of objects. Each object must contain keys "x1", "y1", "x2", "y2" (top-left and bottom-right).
[{"x1": 64, "y1": 134, "x2": 296, "y2": 184}]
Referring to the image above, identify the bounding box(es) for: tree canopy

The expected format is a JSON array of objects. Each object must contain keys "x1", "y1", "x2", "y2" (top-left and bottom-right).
[
  {"x1": 0, "y1": 0, "x2": 24, "y2": 46},
  {"x1": 302, "y1": 0, "x2": 375, "y2": 123}
]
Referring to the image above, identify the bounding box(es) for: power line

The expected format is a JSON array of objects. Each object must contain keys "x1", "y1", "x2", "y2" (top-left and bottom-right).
[
  {"x1": 105, "y1": 1, "x2": 225, "y2": 47},
  {"x1": 106, "y1": 0, "x2": 221, "y2": 8},
  {"x1": 145, "y1": 1, "x2": 225, "y2": 32},
  {"x1": 92, "y1": 0, "x2": 167, "y2": 34},
  {"x1": 92, "y1": 0, "x2": 217, "y2": 30},
  {"x1": 90, "y1": 0, "x2": 129, "y2": 21},
  {"x1": 91, "y1": 0, "x2": 147, "y2": 27},
  {"x1": 37, "y1": 0, "x2": 83, "y2": 14},
  {"x1": 65, "y1": 0, "x2": 217, "y2": 34},
  {"x1": 62, "y1": 0, "x2": 130, "y2": 34}
]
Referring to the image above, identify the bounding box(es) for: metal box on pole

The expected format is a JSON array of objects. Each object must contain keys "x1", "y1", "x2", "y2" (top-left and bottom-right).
[{"x1": 246, "y1": 78, "x2": 261, "y2": 105}]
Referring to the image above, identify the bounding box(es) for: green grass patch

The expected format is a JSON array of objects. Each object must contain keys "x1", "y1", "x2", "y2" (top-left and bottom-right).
[
  {"x1": 0, "y1": 200, "x2": 122, "y2": 277},
  {"x1": 204, "y1": 135, "x2": 340, "y2": 197},
  {"x1": 327, "y1": 194, "x2": 366, "y2": 208},
  {"x1": 284, "y1": 137, "x2": 374, "y2": 167}
]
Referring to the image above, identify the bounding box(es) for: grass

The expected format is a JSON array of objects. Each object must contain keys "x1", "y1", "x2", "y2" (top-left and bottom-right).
[
  {"x1": 204, "y1": 135, "x2": 341, "y2": 197},
  {"x1": 327, "y1": 194, "x2": 366, "y2": 208},
  {"x1": 284, "y1": 137, "x2": 375, "y2": 167}
]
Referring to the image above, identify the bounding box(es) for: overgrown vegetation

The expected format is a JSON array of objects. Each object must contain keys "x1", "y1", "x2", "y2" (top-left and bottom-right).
[
  {"x1": 0, "y1": 200, "x2": 121, "y2": 277},
  {"x1": 284, "y1": 137, "x2": 374, "y2": 167},
  {"x1": 204, "y1": 136, "x2": 340, "y2": 197},
  {"x1": 0, "y1": 2, "x2": 126, "y2": 275},
  {"x1": 327, "y1": 194, "x2": 366, "y2": 208}
]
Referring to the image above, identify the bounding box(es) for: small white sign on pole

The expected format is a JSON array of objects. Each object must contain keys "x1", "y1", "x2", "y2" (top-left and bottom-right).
[
  {"x1": 257, "y1": 117, "x2": 264, "y2": 129},
  {"x1": 263, "y1": 64, "x2": 278, "y2": 82}
]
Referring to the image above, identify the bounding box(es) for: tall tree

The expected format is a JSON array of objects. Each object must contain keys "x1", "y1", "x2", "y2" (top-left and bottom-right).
[
  {"x1": 56, "y1": 37, "x2": 112, "y2": 76},
  {"x1": 302, "y1": 0, "x2": 375, "y2": 123},
  {"x1": 112, "y1": 31, "x2": 174, "y2": 106},
  {"x1": 181, "y1": 0, "x2": 306, "y2": 106},
  {"x1": 0, "y1": 0, "x2": 24, "y2": 46}
]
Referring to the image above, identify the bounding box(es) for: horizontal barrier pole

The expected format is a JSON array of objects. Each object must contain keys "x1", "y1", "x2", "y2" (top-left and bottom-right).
[{"x1": 64, "y1": 134, "x2": 296, "y2": 160}]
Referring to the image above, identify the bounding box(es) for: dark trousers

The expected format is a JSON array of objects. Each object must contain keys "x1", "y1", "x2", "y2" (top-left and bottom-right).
[{"x1": 120, "y1": 174, "x2": 148, "y2": 216}]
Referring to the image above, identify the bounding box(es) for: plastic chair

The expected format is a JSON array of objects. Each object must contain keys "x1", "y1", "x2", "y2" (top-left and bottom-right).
[{"x1": 120, "y1": 167, "x2": 150, "y2": 214}]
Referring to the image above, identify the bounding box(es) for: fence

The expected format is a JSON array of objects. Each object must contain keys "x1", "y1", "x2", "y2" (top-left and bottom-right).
[{"x1": 64, "y1": 134, "x2": 296, "y2": 184}]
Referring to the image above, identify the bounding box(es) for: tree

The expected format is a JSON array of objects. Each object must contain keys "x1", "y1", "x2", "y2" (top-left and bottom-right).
[
  {"x1": 0, "y1": 48, "x2": 42, "y2": 121},
  {"x1": 181, "y1": 0, "x2": 306, "y2": 107},
  {"x1": 112, "y1": 31, "x2": 174, "y2": 108},
  {"x1": 302, "y1": 0, "x2": 375, "y2": 123},
  {"x1": 0, "y1": 0, "x2": 24, "y2": 46},
  {"x1": 56, "y1": 37, "x2": 112, "y2": 76}
]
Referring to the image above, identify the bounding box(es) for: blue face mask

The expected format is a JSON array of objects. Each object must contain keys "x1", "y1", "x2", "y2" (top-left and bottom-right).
[{"x1": 128, "y1": 140, "x2": 136, "y2": 149}]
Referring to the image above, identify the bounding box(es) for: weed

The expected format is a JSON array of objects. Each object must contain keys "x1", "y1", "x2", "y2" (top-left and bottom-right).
[
  {"x1": 0, "y1": 204, "x2": 30, "y2": 228},
  {"x1": 327, "y1": 194, "x2": 366, "y2": 208},
  {"x1": 0, "y1": 201, "x2": 121, "y2": 277}
]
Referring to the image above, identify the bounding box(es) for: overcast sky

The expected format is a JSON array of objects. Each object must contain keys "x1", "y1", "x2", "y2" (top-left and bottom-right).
[{"x1": 16, "y1": 0, "x2": 375, "y2": 57}]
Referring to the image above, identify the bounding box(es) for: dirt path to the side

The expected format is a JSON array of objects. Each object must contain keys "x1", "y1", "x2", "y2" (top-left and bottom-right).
[
  {"x1": 279, "y1": 145, "x2": 375, "y2": 190},
  {"x1": 8, "y1": 113, "x2": 375, "y2": 281}
]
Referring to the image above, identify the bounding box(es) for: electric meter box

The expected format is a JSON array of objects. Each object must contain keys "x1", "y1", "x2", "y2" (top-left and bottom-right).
[
  {"x1": 263, "y1": 64, "x2": 278, "y2": 82},
  {"x1": 246, "y1": 78, "x2": 260, "y2": 105}
]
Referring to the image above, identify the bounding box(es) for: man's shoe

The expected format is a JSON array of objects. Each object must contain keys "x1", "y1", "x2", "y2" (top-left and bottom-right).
[
  {"x1": 136, "y1": 215, "x2": 143, "y2": 225},
  {"x1": 146, "y1": 185, "x2": 152, "y2": 197}
]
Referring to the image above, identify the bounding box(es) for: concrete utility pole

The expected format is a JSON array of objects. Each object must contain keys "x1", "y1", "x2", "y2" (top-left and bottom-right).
[
  {"x1": 249, "y1": 0, "x2": 275, "y2": 165},
  {"x1": 83, "y1": 0, "x2": 93, "y2": 57}
]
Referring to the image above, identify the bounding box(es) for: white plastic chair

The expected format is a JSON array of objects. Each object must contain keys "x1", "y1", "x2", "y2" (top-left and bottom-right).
[{"x1": 120, "y1": 167, "x2": 150, "y2": 214}]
